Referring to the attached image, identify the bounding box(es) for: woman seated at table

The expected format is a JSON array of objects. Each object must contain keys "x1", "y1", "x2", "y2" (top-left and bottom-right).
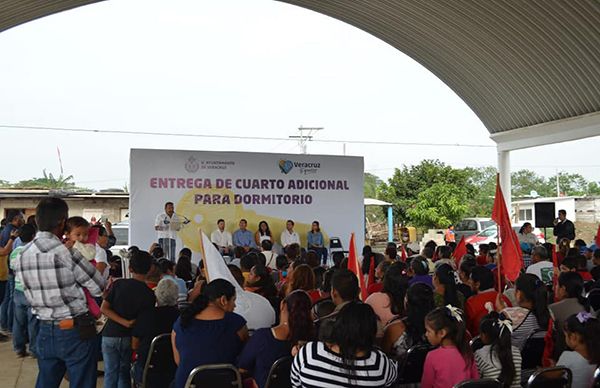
[{"x1": 171, "y1": 279, "x2": 248, "y2": 388}]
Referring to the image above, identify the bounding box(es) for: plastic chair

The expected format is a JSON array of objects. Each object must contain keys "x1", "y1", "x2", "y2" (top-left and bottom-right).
[
  {"x1": 264, "y1": 356, "x2": 293, "y2": 388},
  {"x1": 329, "y1": 237, "x2": 347, "y2": 256},
  {"x1": 592, "y1": 366, "x2": 600, "y2": 387},
  {"x1": 140, "y1": 333, "x2": 177, "y2": 388},
  {"x1": 396, "y1": 343, "x2": 433, "y2": 384},
  {"x1": 184, "y1": 363, "x2": 242, "y2": 388},
  {"x1": 521, "y1": 329, "x2": 546, "y2": 370},
  {"x1": 455, "y1": 378, "x2": 502, "y2": 388},
  {"x1": 469, "y1": 336, "x2": 484, "y2": 352},
  {"x1": 526, "y1": 367, "x2": 572, "y2": 388}
]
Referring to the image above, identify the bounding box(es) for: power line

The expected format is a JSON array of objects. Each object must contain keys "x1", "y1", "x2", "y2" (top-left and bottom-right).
[{"x1": 0, "y1": 124, "x2": 495, "y2": 148}]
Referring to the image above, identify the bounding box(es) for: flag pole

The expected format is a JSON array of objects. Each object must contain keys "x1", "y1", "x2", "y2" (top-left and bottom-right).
[
  {"x1": 496, "y1": 173, "x2": 502, "y2": 292},
  {"x1": 198, "y1": 229, "x2": 209, "y2": 282}
]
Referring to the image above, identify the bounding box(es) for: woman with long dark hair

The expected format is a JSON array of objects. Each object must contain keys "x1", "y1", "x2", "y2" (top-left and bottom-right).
[
  {"x1": 307, "y1": 221, "x2": 328, "y2": 265},
  {"x1": 245, "y1": 264, "x2": 278, "y2": 299},
  {"x1": 284, "y1": 264, "x2": 320, "y2": 303},
  {"x1": 433, "y1": 264, "x2": 465, "y2": 309},
  {"x1": 382, "y1": 283, "x2": 435, "y2": 359},
  {"x1": 171, "y1": 279, "x2": 248, "y2": 388},
  {"x1": 547, "y1": 271, "x2": 589, "y2": 363},
  {"x1": 475, "y1": 312, "x2": 521, "y2": 388},
  {"x1": 495, "y1": 273, "x2": 549, "y2": 350},
  {"x1": 254, "y1": 220, "x2": 273, "y2": 246},
  {"x1": 291, "y1": 302, "x2": 398, "y2": 387},
  {"x1": 238, "y1": 290, "x2": 314, "y2": 388},
  {"x1": 366, "y1": 262, "x2": 409, "y2": 330}
]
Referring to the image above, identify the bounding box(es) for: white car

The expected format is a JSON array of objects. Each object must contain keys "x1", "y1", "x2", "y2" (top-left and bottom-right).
[
  {"x1": 109, "y1": 220, "x2": 129, "y2": 257},
  {"x1": 465, "y1": 224, "x2": 545, "y2": 251}
]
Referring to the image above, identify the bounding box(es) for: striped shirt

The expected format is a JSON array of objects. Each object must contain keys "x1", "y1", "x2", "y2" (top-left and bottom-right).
[
  {"x1": 290, "y1": 341, "x2": 398, "y2": 388},
  {"x1": 475, "y1": 345, "x2": 522, "y2": 388},
  {"x1": 14, "y1": 231, "x2": 105, "y2": 321}
]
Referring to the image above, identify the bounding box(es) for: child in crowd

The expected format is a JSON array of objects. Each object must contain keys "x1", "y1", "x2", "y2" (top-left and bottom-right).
[
  {"x1": 421, "y1": 305, "x2": 478, "y2": 388},
  {"x1": 475, "y1": 312, "x2": 521, "y2": 388},
  {"x1": 64, "y1": 216, "x2": 101, "y2": 318},
  {"x1": 556, "y1": 312, "x2": 600, "y2": 388},
  {"x1": 101, "y1": 251, "x2": 156, "y2": 388}
]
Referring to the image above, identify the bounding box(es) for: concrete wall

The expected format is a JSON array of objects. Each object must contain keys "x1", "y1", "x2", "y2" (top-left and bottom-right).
[{"x1": 0, "y1": 197, "x2": 129, "y2": 223}]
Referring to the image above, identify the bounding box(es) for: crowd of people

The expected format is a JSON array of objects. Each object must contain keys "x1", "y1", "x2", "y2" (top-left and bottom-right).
[{"x1": 4, "y1": 199, "x2": 600, "y2": 387}]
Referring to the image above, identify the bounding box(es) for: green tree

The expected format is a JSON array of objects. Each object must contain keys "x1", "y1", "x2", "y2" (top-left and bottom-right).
[
  {"x1": 378, "y1": 160, "x2": 471, "y2": 225},
  {"x1": 364, "y1": 172, "x2": 385, "y2": 222},
  {"x1": 406, "y1": 183, "x2": 469, "y2": 228},
  {"x1": 14, "y1": 170, "x2": 77, "y2": 189},
  {"x1": 462, "y1": 166, "x2": 496, "y2": 216},
  {"x1": 511, "y1": 169, "x2": 553, "y2": 198},
  {"x1": 363, "y1": 172, "x2": 382, "y2": 199},
  {"x1": 548, "y1": 172, "x2": 588, "y2": 196}
]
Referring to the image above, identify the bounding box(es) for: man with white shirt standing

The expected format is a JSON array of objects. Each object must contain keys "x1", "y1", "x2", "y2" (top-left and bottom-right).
[
  {"x1": 211, "y1": 219, "x2": 233, "y2": 256},
  {"x1": 154, "y1": 202, "x2": 181, "y2": 262},
  {"x1": 280, "y1": 219, "x2": 300, "y2": 249}
]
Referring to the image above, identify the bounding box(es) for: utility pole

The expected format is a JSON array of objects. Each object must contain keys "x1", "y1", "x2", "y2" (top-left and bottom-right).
[{"x1": 289, "y1": 126, "x2": 323, "y2": 154}]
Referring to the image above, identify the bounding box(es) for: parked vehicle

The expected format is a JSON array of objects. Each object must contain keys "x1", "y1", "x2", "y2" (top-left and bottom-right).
[
  {"x1": 453, "y1": 218, "x2": 496, "y2": 241},
  {"x1": 109, "y1": 220, "x2": 129, "y2": 256},
  {"x1": 465, "y1": 224, "x2": 545, "y2": 251}
]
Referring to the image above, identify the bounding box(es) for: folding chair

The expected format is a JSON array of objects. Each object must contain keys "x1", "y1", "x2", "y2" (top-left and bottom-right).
[
  {"x1": 454, "y1": 378, "x2": 501, "y2": 388},
  {"x1": 141, "y1": 333, "x2": 177, "y2": 388},
  {"x1": 329, "y1": 237, "x2": 347, "y2": 256},
  {"x1": 184, "y1": 363, "x2": 242, "y2": 388},
  {"x1": 592, "y1": 366, "x2": 600, "y2": 388},
  {"x1": 526, "y1": 366, "x2": 572, "y2": 388},
  {"x1": 264, "y1": 356, "x2": 293, "y2": 388},
  {"x1": 396, "y1": 343, "x2": 434, "y2": 384},
  {"x1": 469, "y1": 336, "x2": 484, "y2": 352},
  {"x1": 521, "y1": 329, "x2": 546, "y2": 370}
]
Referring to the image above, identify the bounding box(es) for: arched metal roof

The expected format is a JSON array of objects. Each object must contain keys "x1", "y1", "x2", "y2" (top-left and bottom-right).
[{"x1": 2, "y1": 0, "x2": 600, "y2": 136}]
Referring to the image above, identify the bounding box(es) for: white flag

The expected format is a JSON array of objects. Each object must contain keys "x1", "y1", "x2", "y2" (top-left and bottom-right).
[{"x1": 200, "y1": 231, "x2": 275, "y2": 330}]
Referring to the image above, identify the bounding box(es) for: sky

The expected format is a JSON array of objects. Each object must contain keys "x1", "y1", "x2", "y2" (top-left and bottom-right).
[{"x1": 1, "y1": 0, "x2": 599, "y2": 190}]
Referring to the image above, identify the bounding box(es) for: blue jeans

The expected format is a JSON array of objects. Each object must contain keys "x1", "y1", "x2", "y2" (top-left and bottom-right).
[
  {"x1": 36, "y1": 321, "x2": 97, "y2": 388},
  {"x1": 102, "y1": 336, "x2": 132, "y2": 388},
  {"x1": 310, "y1": 247, "x2": 329, "y2": 265},
  {"x1": 0, "y1": 274, "x2": 14, "y2": 331},
  {"x1": 158, "y1": 238, "x2": 176, "y2": 262},
  {"x1": 13, "y1": 289, "x2": 39, "y2": 355}
]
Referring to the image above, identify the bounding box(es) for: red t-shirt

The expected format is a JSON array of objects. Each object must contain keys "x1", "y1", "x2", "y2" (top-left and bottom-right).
[
  {"x1": 578, "y1": 270, "x2": 593, "y2": 281},
  {"x1": 476, "y1": 255, "x2": 488, "y2": 266},
  {"x1": 465, "y1": 290, "x2": 512, "y2": 336}
]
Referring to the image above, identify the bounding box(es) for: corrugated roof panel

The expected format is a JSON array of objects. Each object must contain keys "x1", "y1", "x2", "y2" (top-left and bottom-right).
[{"x1": 1, "y1": 0, "x2": 599, "y2": 135}]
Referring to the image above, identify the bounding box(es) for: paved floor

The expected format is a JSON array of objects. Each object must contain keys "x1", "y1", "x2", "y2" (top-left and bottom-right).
[{"x1": 0, "y1": 339, "x2": 103, "y2": 388}]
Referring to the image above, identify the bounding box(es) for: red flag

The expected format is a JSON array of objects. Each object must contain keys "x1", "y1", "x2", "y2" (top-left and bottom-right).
[
  {"x1": 552, "y1": 244, "x2": 559, "y2": 298},
  {"x1": 452, "y1": 236, "x2": 467, "y2": 267},
  {"x1": 595, "y1": 225, "x2": 600, "y2": 249},
  {"x1": 400, "y1": 245, "x2": 408, "y2": 262},
  {"x1": 348, "y1": 233, "x2": 367, "y2": 301},
  {"x1": 491, "y1": 174, "x2": 523, "y2": 282},
  {"x1": 367, "y1": 255, "x2": 376, "y2": 289}
]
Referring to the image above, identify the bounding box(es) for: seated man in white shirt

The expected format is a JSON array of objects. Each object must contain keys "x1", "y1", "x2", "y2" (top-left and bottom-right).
[
  {"x1": 210, "y1": 219, "x2": 233, "y2": 256},
  {"x1": 526, "y1": 245, "x2": 554, "y2": 284},
  {"x1": 280, "y1": 219, "x2": 300, "y2": 249}
]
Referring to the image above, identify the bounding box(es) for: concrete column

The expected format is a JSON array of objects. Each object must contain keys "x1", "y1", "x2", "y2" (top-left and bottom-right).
[
  {"x1": 497, "y1": 149, "x2": 512, "y2": 216},
  {"x1": 387, "y1": 206, "x2": 394, "y2": 242}
]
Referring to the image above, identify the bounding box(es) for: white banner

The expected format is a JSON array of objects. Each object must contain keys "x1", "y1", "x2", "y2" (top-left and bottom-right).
[{"x1": 129, "y1": 149, "x2": 364, "y2": 263}]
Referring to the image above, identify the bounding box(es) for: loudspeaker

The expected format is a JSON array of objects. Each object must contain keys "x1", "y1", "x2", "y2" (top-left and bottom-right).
[{"x1": 534, "y1": 202, "x2": 556, "y2": 228}]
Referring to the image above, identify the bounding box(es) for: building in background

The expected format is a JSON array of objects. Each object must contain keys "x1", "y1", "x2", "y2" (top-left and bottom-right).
[{"x1": 0, "y1": 189, "x2": 129, "y2": 224}]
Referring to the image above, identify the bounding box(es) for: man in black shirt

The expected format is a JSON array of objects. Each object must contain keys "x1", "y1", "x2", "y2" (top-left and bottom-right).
[{"x1": 553, "y1": 209, "x2": 576, "y2": 242}]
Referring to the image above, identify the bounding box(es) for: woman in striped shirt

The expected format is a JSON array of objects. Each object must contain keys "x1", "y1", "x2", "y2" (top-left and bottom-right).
[
  {"x1": 290, "y1": 302, "x2": 398, "y2": 387},
  {"x1": 495, "y1": 274, "x2": 549, "y2": 350}
]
